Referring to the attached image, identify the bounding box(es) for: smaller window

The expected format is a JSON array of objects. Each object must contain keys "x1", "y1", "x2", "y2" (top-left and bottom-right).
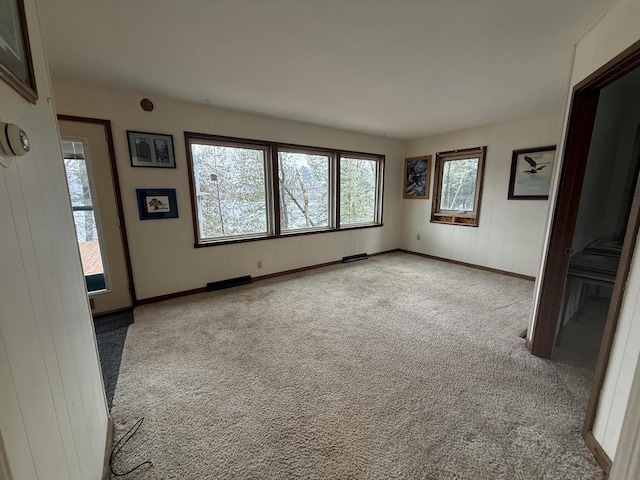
[{"x1": 431, "y1": 146, "x2": 486, "y2": 227}]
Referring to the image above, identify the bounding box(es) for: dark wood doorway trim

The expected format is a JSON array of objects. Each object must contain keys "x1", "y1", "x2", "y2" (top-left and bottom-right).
[
  {"x1": 529, "y1": 38, "x2": 640, "y2": 473},
  {"x1": 57, "y1": 114, "x2": 137, "y2": 305}
]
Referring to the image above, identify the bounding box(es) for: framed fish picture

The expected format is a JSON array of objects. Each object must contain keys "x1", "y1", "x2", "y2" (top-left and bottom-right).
[
  {"x1": 403, "y1": 155, "x2": 432, "y2": 199},
  {"x1": 508, "y1": 146, "x2": 556, "y2": 200}
]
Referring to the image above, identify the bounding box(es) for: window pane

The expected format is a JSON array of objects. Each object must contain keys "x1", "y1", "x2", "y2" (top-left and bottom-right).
[
  {"x1": 63, "y1": 141, "x2": 94, "y2": 208},
  {"x1": 62, "y1": 140, "x2": 105, "y2": 281},
  {"x1": 191, "y1": 143, "x2": 269, "y2": 240},
  {"x1": 439, "y1": 157, "x2": 479, "y2": 211},
  {"x1": 278, "y1": 151, "x2": 330, "y2": 231},
  {"x1": 340, "y1": 157, "x2": 378, "y2": 225}
]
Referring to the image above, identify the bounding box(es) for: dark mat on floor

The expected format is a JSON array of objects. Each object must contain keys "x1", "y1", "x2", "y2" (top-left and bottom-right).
[
  {"x1": 97, "y1": 326, "x2": 129, "y2": 411},
  {"x1": 94, "y1": 308, "x2": 134, "y2": 334}
]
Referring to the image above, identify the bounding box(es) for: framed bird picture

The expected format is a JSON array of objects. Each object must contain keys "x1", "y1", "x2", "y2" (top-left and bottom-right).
[
  {"x1": 508, "y1": 145, "x2": 556, "y2": 200},
  {"x1": 403, "y1": 155, "x2": 432, "y2": 199}
]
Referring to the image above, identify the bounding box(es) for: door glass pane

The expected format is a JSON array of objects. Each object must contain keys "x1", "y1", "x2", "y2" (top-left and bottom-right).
[
  {"x1": 278, "y1": 151, "x2": 330, "y2": 231},
  {"x1": 62, "y1": 140, "x2": 107, "y2": 291},
  {"x1": 439, "y1": 157, "x2": 479, "y2": 211}
]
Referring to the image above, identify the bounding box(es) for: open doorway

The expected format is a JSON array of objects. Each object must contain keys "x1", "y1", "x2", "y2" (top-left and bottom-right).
[
  {"x1": 554, "y1": 69, "x2": 640, "y2": 368},
  {"x1": 530, "y1": 41, "x2": 640, "y2": 472}
]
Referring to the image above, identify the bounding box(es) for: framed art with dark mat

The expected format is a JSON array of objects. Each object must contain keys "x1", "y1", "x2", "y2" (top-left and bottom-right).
[
  {"x1": 136, "y1": 188, "x2": 179, "y2": 220},
  {"x1": 127, "y1": 131, "x2": 176, "y2": 168},
  {"x1": 508, "y1": 145, "x2": 556, "y2": 200}
]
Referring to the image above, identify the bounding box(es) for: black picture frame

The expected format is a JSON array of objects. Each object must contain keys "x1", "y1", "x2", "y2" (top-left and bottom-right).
[
  {"x1": 508, "y1": 145, "x2": 557, "y2": 200},
  {"x1": 127, "y1": 131, "x2": 176, "y2": 168},
  {"x1": 136, "y1": 188, "x2": 179, "y2": 220},
  {"x1": 0, "y1": 0, "x2": 37, "y2": 103}
]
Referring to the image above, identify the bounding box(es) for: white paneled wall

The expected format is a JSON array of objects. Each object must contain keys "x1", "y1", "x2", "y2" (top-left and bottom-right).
[
  {"x1": 401, "y1": 112, "x2": 562, "y2": 277},
  {"x1": 564, "y1": 0, "x2": 640, "y2": 460},
  {"x1": 0, "y1": 0, "x2": 108, "y2": 478}
]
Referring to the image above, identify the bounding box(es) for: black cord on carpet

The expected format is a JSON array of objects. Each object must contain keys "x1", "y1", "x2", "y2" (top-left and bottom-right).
[{"x1": 107, "y1": 417, "x2": 152, "y2": 478}]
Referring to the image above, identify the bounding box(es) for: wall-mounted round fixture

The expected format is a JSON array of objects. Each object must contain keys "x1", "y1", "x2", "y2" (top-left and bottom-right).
[
  {"x1": 0, "y1": 122, "x2": 30, "y2": 168},
  {"x1": 140, "y1": 98, "x2": 154, "y2": 112}
]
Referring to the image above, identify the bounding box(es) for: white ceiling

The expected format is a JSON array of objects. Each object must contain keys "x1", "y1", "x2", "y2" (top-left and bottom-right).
[{"x1": 39, "y1": 0, "x2": 620, "y2": 139}]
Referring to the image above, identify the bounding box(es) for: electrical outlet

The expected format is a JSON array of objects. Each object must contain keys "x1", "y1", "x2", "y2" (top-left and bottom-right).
[
  {"x1": 257, "y1": 260, "x2": 263, "y2": 269},
  {"x1": 417, "y1": 234, "x2": 421, "y2": 241}
]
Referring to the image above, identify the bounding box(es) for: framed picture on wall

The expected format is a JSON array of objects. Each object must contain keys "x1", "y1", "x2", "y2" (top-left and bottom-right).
[
  {"x1": 403, "y1": 155, "x2": 432, "y2": 199},
  {"x1": 0, "y1": 0, "x2": 37, "y2": 103},
  {"x1": 127, "y1": 131, "x2": 176, "y2": 168},
  {"x1": 508, "y1": 145, "x2": 557, "y2": 200},
  {"x1": 136, "y1": 188, "x2": 179, "y2": 220}
]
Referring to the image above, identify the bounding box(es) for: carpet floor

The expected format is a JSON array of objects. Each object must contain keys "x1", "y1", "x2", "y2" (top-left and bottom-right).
[
  {"x1": 96, "y1": 325, "x2": 129, "y2": 411},
  {"x1": 94, "y1": 308, "x2": 134, "y2": 334},
  {"x1": 110, "y1": 252, "x2": 603, "y2": 479}
]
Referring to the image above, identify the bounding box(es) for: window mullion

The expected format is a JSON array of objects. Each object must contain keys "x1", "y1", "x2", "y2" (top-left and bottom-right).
[
  {"x1": 270, "y1": 144, "x2": 281, "y2": 236},
  {"x1": 335, "y1": 152, "x2": 342, "y2": 229}
]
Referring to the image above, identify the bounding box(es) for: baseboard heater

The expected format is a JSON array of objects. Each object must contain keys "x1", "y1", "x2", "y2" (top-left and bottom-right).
[
  {"x1": 206, "y1": 275, "x2": 252, "y2": 292},
  {"x1": 342, "y1": 253, "x2": 368, "y2": 263}
]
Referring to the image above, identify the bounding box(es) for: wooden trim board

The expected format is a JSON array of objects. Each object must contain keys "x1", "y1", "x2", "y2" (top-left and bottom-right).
[
  {"x1": 135, "y1": 287, "x2": 208, "y2": 306},
  {"x1": 102, "y1": 416, "x2": 114, "y2": 480},
  {"x1": 135, "y1": 249, "x2": 400, "y2": 306},
  {"x1": 582, "y1": 146, "x2": 640, "y2": 449},
  {"x1": 584, "y1": 430, "x2": 612, "y2": 475},
  {"x1": 135, "y1": 249, "x2": 534, "y2": 307},
  {"x1": 398, "y1": 249, "x2": 536, "y2": 281}
]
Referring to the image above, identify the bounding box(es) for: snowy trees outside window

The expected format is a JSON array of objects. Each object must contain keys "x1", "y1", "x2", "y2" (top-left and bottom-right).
[{"x1": 187, "y1": 134, "x2": 383, "y2": 245}]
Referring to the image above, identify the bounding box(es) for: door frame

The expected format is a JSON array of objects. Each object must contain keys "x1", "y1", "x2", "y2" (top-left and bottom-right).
[
  {"x1": 58, "y1": 114, "x2": 137, "y2": 307},
  {"x1": 529, "y1": 39, "x2": 640, "y2": 472}
]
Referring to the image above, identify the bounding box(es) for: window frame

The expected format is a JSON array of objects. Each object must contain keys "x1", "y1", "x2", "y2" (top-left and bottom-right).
[
  {"x1": 61, "y1": 136, "x2": 111, "y2": 294},
  {"x1": 338, "y1": 152, "x2": 385, "y2": 228},
  {"x1": 431, "y1": 146, "x2": 487, "y2": 227},
  {"x1": 186, "y1": 135, "x2": 274, "y2": 243},
  {"x1": 185, "y1": 132, "x2": 384, "y2": 247},
  {"x1": 277, "y1": 146, "x2": 336, "y2": 235}
]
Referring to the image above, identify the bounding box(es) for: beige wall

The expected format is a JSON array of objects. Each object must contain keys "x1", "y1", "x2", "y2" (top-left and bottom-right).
[
  {"x1": 528, "y1": 0, "x2": 640, "y2": 461},
  {"x1": 52, "y1": 82, "x2": 404, "y2": 300},
  {"x1": 0, "y1": 0, "x2": 107, "y2": 478},
  {"x1": 401, "y1": 112, "x2": 562, "y2": 277}
]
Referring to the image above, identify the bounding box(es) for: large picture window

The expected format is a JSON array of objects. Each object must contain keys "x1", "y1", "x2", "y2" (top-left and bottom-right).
[
  {"x1": 431, "y1": 146, "x2": 486, "y2": 227},
  {"x1": 189, "y1": 139, "x2": 270, "y2": 241},
  {"x1": 185, "y1": 133, "x2": 384, "y2": 246}
]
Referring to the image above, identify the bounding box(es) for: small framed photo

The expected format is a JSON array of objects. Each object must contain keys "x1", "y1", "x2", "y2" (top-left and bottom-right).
[
  {"x1": 0, "y1": 0, "x2": 37, "y2": 103},
  {"x1": 136, "y1": 189, "x2": 179, "y2": 220},
  {"x1": 403, "y1": 155, "x2": 432, "y2": 199},
  {"x1": 127, "y1": 131, "x2": 176, "y2": 168},
  {"x1": 508, "y1": 145, "x2": 557, "y2": 200}
]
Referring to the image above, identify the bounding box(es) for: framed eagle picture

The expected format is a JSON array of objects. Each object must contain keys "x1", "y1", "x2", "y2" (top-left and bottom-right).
[
  {"x1": 508, "y1": 145, "x2": 556, "y2": 200},
  {"x1": 403, "y1": 155, "x2": 432, "y2": 199}
]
